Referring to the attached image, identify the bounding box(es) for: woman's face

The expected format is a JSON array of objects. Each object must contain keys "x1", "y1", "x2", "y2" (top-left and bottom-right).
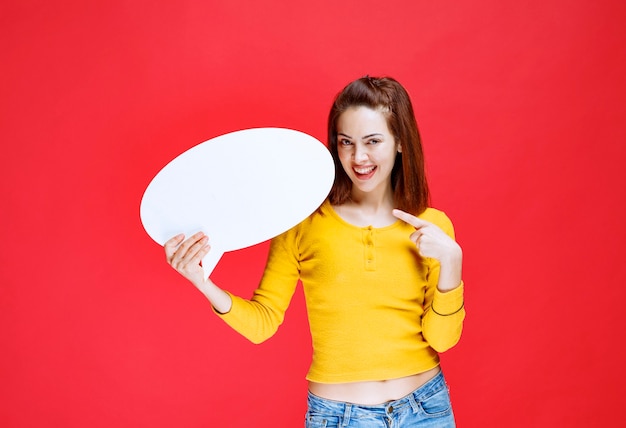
[{"x1": 336, "y1": 106, "x2": 401, "y2": 199}]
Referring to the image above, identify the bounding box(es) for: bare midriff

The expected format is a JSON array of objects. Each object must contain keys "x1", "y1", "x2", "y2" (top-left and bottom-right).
[{"x1": 307, "y1": 366, "x2": 440, "y2": 405}]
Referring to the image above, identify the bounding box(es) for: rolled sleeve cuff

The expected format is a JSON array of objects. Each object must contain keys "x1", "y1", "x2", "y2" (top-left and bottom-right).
[
  {"x1": 432, "y1": 281, "x2": 464, "y2": 315},
  {"x1": 212, "y1": 291, "x2": 236, "y2": 317}
]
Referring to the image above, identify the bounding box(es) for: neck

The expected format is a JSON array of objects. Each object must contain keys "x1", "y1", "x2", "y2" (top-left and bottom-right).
[
  {"x1": 334, "y1": 187, "x2": 397, "y2": 228},
  {"x1": 349, "y1": 185, "x2": 394, "y2": 212}
]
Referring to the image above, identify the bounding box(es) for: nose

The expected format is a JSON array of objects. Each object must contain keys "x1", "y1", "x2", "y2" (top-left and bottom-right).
[{"x1": 353, "y1": 144, "x2": 368, "y2": 162}]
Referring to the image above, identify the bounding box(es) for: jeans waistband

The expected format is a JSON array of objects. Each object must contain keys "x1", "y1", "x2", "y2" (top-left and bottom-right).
[{"x1": 306, "y1": 370, "x2": 447, "y2": 421}]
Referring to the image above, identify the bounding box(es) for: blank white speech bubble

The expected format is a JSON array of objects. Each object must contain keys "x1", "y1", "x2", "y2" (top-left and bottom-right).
[{"x1": 140, "y1": 127, "x2": 335, "y2": 279}]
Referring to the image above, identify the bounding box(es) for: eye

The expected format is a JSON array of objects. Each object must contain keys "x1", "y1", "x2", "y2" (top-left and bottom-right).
[
  {"x1": 339, "y1": 138, "x2": 353, "y2": 146},
  {"x1": 368, "y1": 139, "x2": 381, "y2": 145}
]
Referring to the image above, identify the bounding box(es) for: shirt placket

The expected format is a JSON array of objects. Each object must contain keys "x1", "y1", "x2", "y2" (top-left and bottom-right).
[{"x1": 363, "y1": 226, "x2": 376, "y2": 271}]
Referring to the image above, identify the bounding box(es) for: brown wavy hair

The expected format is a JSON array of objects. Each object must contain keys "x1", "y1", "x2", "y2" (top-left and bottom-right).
[{"x1": 327, "y1": 76, "x2": 430, "y2": 214}]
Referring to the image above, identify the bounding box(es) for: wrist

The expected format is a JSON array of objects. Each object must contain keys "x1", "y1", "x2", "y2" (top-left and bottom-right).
[
  {"x1": 437, "y1": 248, "x2": 463, "y2": 292},
  {"x1": 197, "y1": 279, "x2": 233, "y2": 314}
]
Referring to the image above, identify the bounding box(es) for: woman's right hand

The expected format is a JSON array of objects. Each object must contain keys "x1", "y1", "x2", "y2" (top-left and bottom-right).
[
  {"x1": 164, "y1": 232, "x2": 233, "y2": 314},
  {"x1": 164, "y1": 232, "x2": 211, "y2": 287}
]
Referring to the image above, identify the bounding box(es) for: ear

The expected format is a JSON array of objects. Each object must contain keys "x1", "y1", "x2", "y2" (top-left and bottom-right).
[{"x1": 397, "y1": 143, "x2": 402, "y2": 153}]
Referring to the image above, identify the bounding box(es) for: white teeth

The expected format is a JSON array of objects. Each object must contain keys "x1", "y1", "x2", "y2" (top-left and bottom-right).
[{"x1": 354, "y1": 166, "x2": 375, "y2": 174}]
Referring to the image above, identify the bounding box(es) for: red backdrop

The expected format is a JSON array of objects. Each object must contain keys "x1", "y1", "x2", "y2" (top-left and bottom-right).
[{"x1": 2, "y1": 1, "x2": 625, "y2": 426}]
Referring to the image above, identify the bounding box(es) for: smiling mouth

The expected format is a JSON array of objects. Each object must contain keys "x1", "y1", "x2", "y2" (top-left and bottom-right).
[{"x1": 353, "y1": 165, "x2": 376, "y2": 177}]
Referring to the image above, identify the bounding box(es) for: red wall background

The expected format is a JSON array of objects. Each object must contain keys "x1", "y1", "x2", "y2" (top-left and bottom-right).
[{"x1": 2, "y1": 1, "x2": 625, "y2": 426}]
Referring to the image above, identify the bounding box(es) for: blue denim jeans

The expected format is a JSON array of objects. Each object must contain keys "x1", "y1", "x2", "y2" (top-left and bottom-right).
[{"x1": 305, "y1": 371, "x2": 455, "y2": 428}]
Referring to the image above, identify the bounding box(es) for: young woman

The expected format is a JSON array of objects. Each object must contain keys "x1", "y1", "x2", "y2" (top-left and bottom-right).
[{"x1": 165, "y1": 76, "x2": 465, "y2": 427}]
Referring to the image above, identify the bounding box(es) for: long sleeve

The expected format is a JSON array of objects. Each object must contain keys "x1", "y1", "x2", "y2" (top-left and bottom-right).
[
  {"x1": 420, "y1": 211, "x2": 466, "y2": 352},
  {"x1": 422, "y1": 281, "x2": 465, "y2": 352},
  {"x1": 213, "y1": 226, "x2": 301, "y2": 344}
]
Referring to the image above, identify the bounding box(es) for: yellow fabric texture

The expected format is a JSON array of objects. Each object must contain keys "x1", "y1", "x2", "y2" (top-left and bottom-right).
[{"x1": 216, "y1": 200, "x2": 465, "y2": 383}]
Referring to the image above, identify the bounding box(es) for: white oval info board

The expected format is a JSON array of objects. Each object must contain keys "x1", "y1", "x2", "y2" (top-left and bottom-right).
[{"x1": 140, "y1": 127, "x2": 335, "y2": 279}]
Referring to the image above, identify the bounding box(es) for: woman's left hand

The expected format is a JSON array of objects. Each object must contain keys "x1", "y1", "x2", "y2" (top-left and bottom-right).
[
  {"x1": 392, "y1": 209, "x2": 463, "y2": 292},
  {"x1": 392, "y1": 209, "x2": 461, "y2": 263}
]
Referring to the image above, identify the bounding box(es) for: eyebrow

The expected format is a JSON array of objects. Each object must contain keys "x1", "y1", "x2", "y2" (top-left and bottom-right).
[{"x1": 337, "y1": 132, "x2": 384, "y2": 140}]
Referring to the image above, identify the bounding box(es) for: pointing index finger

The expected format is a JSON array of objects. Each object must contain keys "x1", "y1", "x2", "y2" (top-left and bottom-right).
[{"x1": 392, "y1": 209, "x2": 428, "y2": 229}]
